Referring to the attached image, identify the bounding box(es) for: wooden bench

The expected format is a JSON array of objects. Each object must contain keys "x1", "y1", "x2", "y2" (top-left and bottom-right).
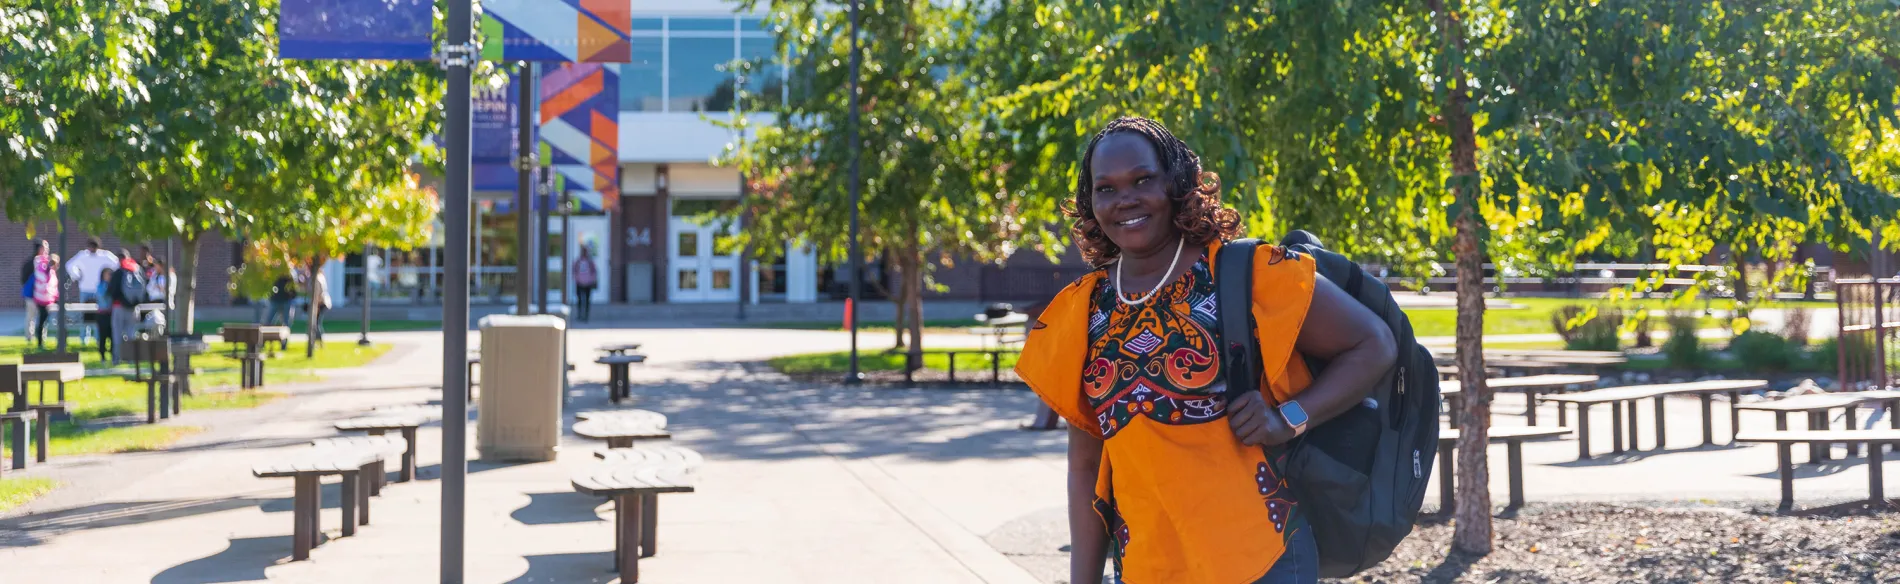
[
  {"x1": 1435, "y1": 426, "x2": 1571, "y2": 511},
  {"x1": 1735, "y1": 429, "x2": 1900, "y2": 512},
  {"x1": 573, "y1": 416, "x2": 672, "y2": 449},
  {"x1": 220, "y1": 325, "x2": 289, "y2": 389},
  {"x1": 1736, "y1": 390, "x2": 1900, "y2": 462},
  {"x1": 312, "y1": 435, "x2": 408, "y2": 497},
  {"x1": 334, "y1": 415, "x2": 428, "y2": 482},
  {"x1": 1544, "y1": 379, "x2": 1769, "y2": 459},
  {"x1": 253, "y1": 447, "x2": 385, "y2": 560},
  {"x1": 1442, "y1": 374, "x2": 1600, "y2": 427},
  {"x1": 572, "y1": 464, "x2": 696, "y2": 581},
  {"x1": 595, "y1": 354, "x2": 649, "y2": 403},
  {"x1": 574, "y1": 409, "x2": 668, "y2": 427}
]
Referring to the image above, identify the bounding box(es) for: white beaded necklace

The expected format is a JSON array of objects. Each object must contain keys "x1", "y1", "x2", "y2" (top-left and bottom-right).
[{"x1": 1114, "y1": 238, "x2": 1186, "y2": 306}]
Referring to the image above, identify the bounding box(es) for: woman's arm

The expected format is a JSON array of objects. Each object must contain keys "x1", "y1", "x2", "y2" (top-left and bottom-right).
[
  {"x1": 1229, "y1": 274, "x2": 1398, "y2": 446},
  {"x1": 1066, "y1": 426, "x2": 1109, "y2": 584}
]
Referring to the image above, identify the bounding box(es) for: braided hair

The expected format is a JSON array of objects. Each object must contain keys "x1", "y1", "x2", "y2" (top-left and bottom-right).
[{"x1": 1068, "y1": 116, "x2": 1241, "y2": 267}]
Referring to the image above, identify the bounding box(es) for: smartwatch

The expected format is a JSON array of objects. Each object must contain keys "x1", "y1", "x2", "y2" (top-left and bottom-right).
[{"x1": 1278, "y1": 401, "x2": 1311, "y2": 437}]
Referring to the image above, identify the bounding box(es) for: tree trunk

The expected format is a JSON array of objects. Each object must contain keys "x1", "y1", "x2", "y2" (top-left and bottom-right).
[
  {"x1": 178, "y1": 233, "x2": 202, "y2": 336},
  {"x1": 1733, "y1": 253, "x2": 1751, "y2": 320},
  {"x1": 1435, "y1": 0, "x2": 1493, "y2": 554},
  {"x1": 906, "y1": 252, "x2": 924, "y2": 374},
  {"x1": 892, "y1": 272, "x2": 908, "y2": 350},
  {"x1": 307, "y1": 255, "x2": 325, "y2": 358}
]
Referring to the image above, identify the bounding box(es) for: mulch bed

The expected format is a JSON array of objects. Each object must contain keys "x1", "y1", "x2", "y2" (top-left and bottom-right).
[{"x1": 1332, "y1": 504, "x2": 1900, "y2": 583}]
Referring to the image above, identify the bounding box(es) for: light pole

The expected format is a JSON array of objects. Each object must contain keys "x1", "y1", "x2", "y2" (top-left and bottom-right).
[
  {"x1": 515, "y1": 63, "x2": 536, "y2": 317},
  {"x1": 56, "y1": 201, "x2": 68, "y2": 352},
  {"x1": 439, "y1": 0, "x2": 474, "y2": 580},
  {"x1": 845, "y1": 0, "x2": 863, "y2": 384}
]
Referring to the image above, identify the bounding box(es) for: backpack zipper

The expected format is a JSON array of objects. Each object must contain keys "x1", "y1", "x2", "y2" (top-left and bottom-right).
[{"x1": 1412, "y1": 450, "x2": 1422, "y2": 479}]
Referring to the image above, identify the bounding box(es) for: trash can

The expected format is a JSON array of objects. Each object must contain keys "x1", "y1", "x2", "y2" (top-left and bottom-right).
[{"x1": 477, "y1": 314, "x2": 565, "y2": 462}]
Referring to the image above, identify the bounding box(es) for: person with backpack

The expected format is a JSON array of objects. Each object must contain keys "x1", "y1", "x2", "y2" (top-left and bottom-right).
[
  {"x1": 30, "y1": 251, "x2": 60, "y2": 349},
  {"x1": 108, "y1": 250, "x2": 146, "y2": 365},
  {"x1": 1015, "y1": 117, "x2": 1398, "y2": 584},
  {"x1": 572, "y1": 245, "x2": 599, "y2": 322},
  {"x1": 94, "y1": 267, "x2": 115, "y2": 361},
  {"x1": 20, "y1": 240, "x2": 45, "y2": 344}
]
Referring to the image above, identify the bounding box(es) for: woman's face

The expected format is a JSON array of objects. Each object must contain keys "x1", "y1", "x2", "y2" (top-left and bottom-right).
[{"x1": 1089, "y1": 133, "x2": 1178, "y2": 257}]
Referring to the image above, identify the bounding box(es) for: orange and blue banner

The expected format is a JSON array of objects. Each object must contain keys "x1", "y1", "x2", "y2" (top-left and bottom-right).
[
  {"x1": 539, "y1": 63, "x2": 619, "y2": 211},
  {"x1": 480, "y1": 0, "x2": 633, "y2": 63}
]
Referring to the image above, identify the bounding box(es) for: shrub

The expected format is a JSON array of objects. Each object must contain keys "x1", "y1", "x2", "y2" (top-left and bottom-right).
[
  {"x1": 1551, "y1": 305, "x2": 1623, "y2": 351},
  {"x1": 1809, "y1": 337, "x2": 1837, "y2": 373},
  {"x1": 1632, "y1": 312, "x2": 1654, "y2": 348},
  {"x1": 1663, "y1": 312, "x2": 1704, "y2": 368},
  {"x1": 1728, "y1": 330, "x2": 1797, "y2": 371}
]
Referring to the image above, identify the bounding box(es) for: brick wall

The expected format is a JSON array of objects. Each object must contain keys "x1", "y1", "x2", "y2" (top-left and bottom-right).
[{"x1": 1, "y1": 210, "x2": 239, "y2": 306}]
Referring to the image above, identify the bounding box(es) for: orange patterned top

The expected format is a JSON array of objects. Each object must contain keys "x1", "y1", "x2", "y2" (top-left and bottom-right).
[{"x1": 1016, "y1": 240, "x2": 1316, "y2": 584}]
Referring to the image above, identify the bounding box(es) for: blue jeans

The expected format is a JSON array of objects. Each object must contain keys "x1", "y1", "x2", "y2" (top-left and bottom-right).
[{"x1": 1252, "y1": 527, "x2": 1318, "y2": 584}]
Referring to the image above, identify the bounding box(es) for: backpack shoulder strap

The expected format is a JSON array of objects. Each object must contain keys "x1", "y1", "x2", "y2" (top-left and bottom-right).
[{"x1": 1217, "y1": 238, "x2": 1260, "y2": 403}]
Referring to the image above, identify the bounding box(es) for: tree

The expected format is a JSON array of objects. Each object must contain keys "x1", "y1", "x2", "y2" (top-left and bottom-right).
[
  {"x1": 233, "y1": 173, "x2": 437, "y2": 355},
  {"x1": 721, "y1": 1, "x2": 1062, "y2": 372},
  {"x1": 15, "y1": 0, "x2": 446, "y2": 335},
  {"x1": 977, "y1": 0, "x2": 1900, "y2": 557}
]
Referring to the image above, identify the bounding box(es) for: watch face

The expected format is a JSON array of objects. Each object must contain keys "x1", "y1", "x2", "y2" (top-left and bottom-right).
[{"x1": 1280, "y1": 402, "x2": 1310, "y2": 427}]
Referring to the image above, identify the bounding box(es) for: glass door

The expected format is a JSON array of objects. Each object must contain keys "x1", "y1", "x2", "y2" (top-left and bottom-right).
[{"x1": 667, "y1": 199, "x2": 741, "y2": 303}]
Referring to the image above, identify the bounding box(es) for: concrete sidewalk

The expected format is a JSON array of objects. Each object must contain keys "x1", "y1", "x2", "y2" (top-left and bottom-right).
[{"x1": 2, "y1": 327, "x2": 1894, "y2": 583}]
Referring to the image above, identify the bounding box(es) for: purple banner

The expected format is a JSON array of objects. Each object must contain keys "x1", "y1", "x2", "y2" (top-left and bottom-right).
[
  {"x1": 472, "y1": 74, "x2": 520, "y2": 164},
  {"x1": 279, "y1": 0, "x2": 434, "y2": 60}
]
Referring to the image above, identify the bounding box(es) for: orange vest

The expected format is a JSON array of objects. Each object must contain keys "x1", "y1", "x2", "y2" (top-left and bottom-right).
[{"x1": 1015, "y1": 240, "x2": 1316, "y2": 584}]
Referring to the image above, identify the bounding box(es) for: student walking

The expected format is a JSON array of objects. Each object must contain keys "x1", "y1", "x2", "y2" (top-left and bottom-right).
[
  {"x1": 310, "y1": 267, "x2": 331, "y2": 345},
  {"x1": 109, "y1": 250, "x2": 147, "y2": 364},
  {"x1": 20, "y1": 240, "x2": 44, "y2": 343},
  {"x1": 31, "y1": 252, "x2": 60, "y2": 349},
  {"x1": 1015, "y1": 117, "x2": 1396, "y2": 584},
  {"x1": 572, "y1": 246, "x2": 599, "y2": 322}
]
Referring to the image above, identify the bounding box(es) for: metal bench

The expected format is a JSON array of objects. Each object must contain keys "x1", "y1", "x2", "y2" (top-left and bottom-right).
[
  {"x1": 573, "y1": 416, "x2": 672, "y2": 449},
  {"x1": 124, "y1": 338, "x2": 180, "y2": 423},
  {"x1": 572, "y1": 464, "x2": 696, "y2": 582},
  {"x1": 595, "y1": 354, "x2": 648, "y2": 403},
  {"x1": 312, "y1": 435, "x2": 409, "y2": 497},
  {"x1": 1435, "y1": 426, "x2": 1572, "y2": 511},
  {"x1": 1736, "y1": 390, "x2": 1900, "y2": 462},
  {"x1": 1442, "y1": 374, "x2": 1599, "y2": 427},
  {"x1": 20, "y1": 352, "x2": 82, "y2": 408},
  {"x1": 334, "y1": 415, "x2": 428, "y2": 482},
  {"x1": 1735, "y1": 429, "x2": 1900, "y2": 512},
  {"x1": 1544, "y1": 379, "x2": 1769, "y2": 459},
  {"x1": 220, "y1": 325, "x2": 289, "y2": 389},
  {"x1": 253, "y1": 447, "x2": 385, "y2": 560},
  {"x1": 936, "y1": 349, "x2": 1016, "y2": 384}
]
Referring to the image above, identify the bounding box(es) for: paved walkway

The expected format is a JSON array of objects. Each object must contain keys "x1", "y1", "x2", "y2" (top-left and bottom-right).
[{"x1": 0, "y1": 328, "x2": 1894, "y2": 583}]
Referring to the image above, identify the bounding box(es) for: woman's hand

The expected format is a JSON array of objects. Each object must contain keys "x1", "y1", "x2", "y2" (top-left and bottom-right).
[{"x1": 1227, "y1": 390, "x2": 1297, "y2": 446}]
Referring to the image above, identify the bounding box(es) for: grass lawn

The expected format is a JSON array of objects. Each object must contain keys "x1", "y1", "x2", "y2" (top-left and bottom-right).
[
  {"x1": 0, "y1": 477, "x2": 57, "y2": 513},
  {"x1": 1405, "y1": 297, "x2": 1795, "y2": 338},
  {"x1": 752, "y1": 319, "x2": 985, "y2": 333},
  {"x1": 200, "y1": 319, "x2": 442, "y2": 334},
  {"x1": 769, "y1": 349, "x2": 1020, "y2": 375},
  {"x1": 0, "y1": 339, "x2": 384, "y2": 460}
]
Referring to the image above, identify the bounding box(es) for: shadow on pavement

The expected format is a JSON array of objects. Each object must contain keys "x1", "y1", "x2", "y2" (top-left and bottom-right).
[
  {"x1": 510, "y1": 492, "x2": 607, "y2": 526},
  {"x1": 150, "y1": 535, "x2": 288, "y2": 584},
  {"x1": 0, "y1": 497, "x2": 273, "y2": 548},
  {"x1": 504, "y1": 552, "x2": 617, "y2": 584},
  {"x1": 1745, "y1": 457, "x2": 1876, "y2": 480},
  {"x1": 1547, "y1": 443, "x2": 1745, "y2": 468}
]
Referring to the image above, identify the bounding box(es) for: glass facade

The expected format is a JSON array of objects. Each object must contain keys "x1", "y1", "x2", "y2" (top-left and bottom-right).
[{"x1": 618, "y1": 14, "x2": 784, "y2": 114}]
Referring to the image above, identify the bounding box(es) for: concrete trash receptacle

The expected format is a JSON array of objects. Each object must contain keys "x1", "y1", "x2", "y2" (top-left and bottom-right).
[{"x1": 477, "y1": 314, "x2": 565, "y2": 462}]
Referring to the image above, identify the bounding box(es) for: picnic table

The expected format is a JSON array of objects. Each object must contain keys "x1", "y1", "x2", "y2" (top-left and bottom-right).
[
  {"x1": 334, "y1": 415, "x2": 429, "y2": 482},
  {"x1": 1736, "y1": 429, "x2": 1900, "y2": 512},
  {"x1": 1736, "y1": 390, "x2": 1900, "y2": 462},
  {"x1": 597, "y1": 354, "x2": 649, "y2": 403},
  {"x1": 254, "y1": 447, "x2": 384, "y2": 560},
  {"x1": 574, "y1": 416, "x2": 673, "y2": 448},
  {"x1": 598, "y1": 343, "x2": 643, "y2": 356},
  {"x1": 968, "y1": 312, "x2": 1028, "y2": 351},
  {"x1": 1544, "y1": 379, "x2": 1769, "y2": 459},
  {"x1": 220, "y1": 324, "x2": 290, "y2": 389},
  {"x1": 1442, "y1": 374, "x2": 1599, "y2": 427},
  {"x1": 15, "y1": 361, "x2": 82, "y2": 411},
  {"x1": 574, "y1": 409, "x2": 668, "y2": 427}
]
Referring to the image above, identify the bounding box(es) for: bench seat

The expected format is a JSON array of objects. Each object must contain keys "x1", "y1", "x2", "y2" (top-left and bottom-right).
[
  {"x1": 573, "y1": 417, "x2": 672, "y2": 448},
  {"x1": 1735, "y1": 429, "x2": 1900, "y2": 512},
  {"x1": 572, "y1": 464, "x2": 696, "y2": 582},
  {"x1": 1435, "y1": 426, "x2": 1571, "y2": 511},
  {"x1": 253, "y1": 447, "x2": 386, "y2": 560},
  {"x1": 334, "y1": 415, "x2": 428, "y2": 482}
]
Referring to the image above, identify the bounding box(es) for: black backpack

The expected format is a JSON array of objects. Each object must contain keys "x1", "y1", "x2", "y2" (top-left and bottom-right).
[{"x1": 1217, "y1": 234, "x2": 1440, "y2": 578}]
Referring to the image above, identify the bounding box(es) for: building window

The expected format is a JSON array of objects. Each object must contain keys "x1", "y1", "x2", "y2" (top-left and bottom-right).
[
  {"x1": 669, "y1": 36, "x2": 736, "y2": 112},
  {"x1": 619, "y1": 38, "x2": 663, "y2": 112},
  {"x1": 738, "y1": 36, "x2": 782, "y2": 110}
]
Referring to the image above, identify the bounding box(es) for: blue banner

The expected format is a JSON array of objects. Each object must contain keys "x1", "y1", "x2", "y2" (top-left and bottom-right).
[
  {"x1": 472, "y1": 74, "x2": 520, "y2": 164},
  {"x1": 280, "y1": 0, "x2": 434, "y2": 60}
]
